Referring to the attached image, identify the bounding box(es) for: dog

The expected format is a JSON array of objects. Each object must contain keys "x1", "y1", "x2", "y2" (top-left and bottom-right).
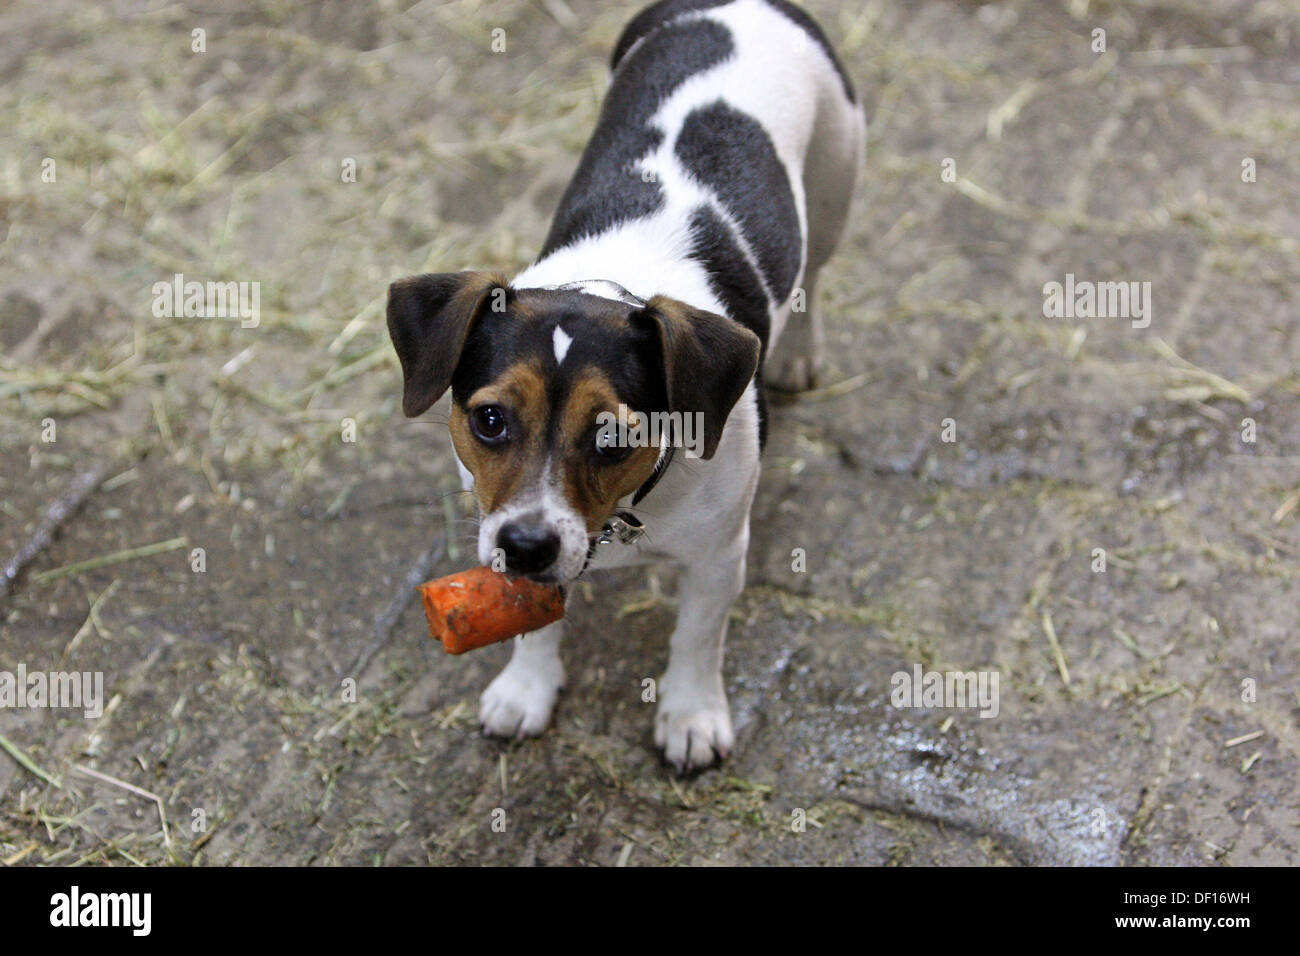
[{"x1": 386, "y1": 0, "x2": 864, "y2": 771}]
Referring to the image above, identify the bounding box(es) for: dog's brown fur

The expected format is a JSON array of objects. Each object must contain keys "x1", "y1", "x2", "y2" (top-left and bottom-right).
[{"x1": 451, "y1": 359, "x2": 661, "y2": 532}]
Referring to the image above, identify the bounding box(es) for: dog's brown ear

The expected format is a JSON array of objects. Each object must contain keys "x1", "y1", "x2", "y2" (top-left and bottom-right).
[
  {"x1": 386, "y1": 271, "x2": 509, "y2": 417},
  {"x1": 634, "y1": 295, "x2": 761, "y2": 459}
]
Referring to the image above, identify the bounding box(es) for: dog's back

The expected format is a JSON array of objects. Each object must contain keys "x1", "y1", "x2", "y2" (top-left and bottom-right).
[{"x1": 516, "y1": 0, "x2": 864, "y2": 382}]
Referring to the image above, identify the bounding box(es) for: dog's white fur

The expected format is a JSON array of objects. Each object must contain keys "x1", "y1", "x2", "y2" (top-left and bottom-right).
[{"x1": 471, "y1": 0, "x2": 865, "y2": 770}]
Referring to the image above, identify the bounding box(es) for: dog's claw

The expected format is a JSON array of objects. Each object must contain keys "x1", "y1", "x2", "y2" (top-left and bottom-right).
[{"x1": 655, "y1": 693, "x2": 735, "y2": 772}]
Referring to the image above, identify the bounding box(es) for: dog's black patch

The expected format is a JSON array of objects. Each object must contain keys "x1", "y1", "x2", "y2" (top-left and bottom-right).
[
  {"x1": 675, "y1": 101, "x2": 801, "y2": 304},
  {"x1": 539, "y1": 19, "x2": 734, "y2": 256},
  {"x1": 611, "y1": 0, "x2": 856, "y2": 103},
  {"x1": 686, "y1": 204, "x2": 771, "y2": 449},
  {"x1": 686, "y1": 206, "x2": 771, "y2": 356},
  {"x1": 611, "y1": 0, "x2": 734, "y2": 68}
]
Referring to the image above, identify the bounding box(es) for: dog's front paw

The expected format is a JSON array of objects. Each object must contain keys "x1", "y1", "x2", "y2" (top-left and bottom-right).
[
  {"x1": 479, "y1": 662, "x2": 563, "y2": 739},
  {"x1": 654, "y1": 685, "x2": 734, "y2": 773}
]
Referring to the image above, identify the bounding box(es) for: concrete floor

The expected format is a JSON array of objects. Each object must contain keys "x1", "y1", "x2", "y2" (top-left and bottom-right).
[{"x1": 1, "y1": 0, "x2": 1297, "y2": 865}]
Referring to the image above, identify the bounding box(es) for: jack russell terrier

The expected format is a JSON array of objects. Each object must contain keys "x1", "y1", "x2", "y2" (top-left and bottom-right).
[{"x1": 387, "y1": 0, "x2": 864, "y2": 771}]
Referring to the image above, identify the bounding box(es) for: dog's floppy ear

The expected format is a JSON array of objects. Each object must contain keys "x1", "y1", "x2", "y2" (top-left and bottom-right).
[
  {"x1": 386, "y1": 270, "x2": 509, "y2": 417},
  {"x1": 633, "y1": 295, "x2": 761, "y2": 459}
]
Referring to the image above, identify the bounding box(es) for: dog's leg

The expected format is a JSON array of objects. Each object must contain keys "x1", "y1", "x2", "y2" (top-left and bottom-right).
[
  {"x1": 766, "y1": 96, "x2": 864, "y2": 393},
  {"x1": 655, "y1": 526, "x2": 748, "y2": 772},
  {"x1": 479, "y1": 620, "x2": 565, "y2": 738},
  {"x1": 765, "y1": 281, "x2": 822, "y2": 392}
]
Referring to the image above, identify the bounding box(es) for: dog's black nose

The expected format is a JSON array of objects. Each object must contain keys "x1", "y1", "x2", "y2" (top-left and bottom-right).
[{"x1": 497, "y1": 521, "x2": 561, "y2": 575}]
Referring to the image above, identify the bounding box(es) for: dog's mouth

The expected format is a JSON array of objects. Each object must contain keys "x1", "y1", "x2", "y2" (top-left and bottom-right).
[
  {"x1": 577, "y1": 538, "x2": 599, "y2": 580},
  {"x1": 517, "y1": 569, "x2": 564, "y2": 587}
]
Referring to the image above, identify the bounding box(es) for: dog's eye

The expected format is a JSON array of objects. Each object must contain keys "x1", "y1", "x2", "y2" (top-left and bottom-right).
[
  {"x1": 470, "y1": 405, "x2": 508, "y2": 444},
  {"x1": 594, "y1": 424, "x2": 631, "y2": 462}
]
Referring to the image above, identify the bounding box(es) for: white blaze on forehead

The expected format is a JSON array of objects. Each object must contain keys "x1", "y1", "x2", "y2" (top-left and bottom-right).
[{"x1": 552, "y1": 326, "x2": 574, "y2": 364}]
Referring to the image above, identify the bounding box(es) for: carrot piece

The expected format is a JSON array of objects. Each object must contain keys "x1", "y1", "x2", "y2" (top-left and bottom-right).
[{"x1": 417, "y1": 566, "x2": 565, "y2": 655}]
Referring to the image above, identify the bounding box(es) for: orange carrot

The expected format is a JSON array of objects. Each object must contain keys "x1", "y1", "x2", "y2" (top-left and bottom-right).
[{"x1": 417, "y1": 566, "x2": 565, "y2": 655}]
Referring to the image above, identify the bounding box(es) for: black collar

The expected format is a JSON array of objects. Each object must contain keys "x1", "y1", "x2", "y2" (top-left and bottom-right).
[{"x1": 632, "y1": 442, "x2": 673, "y2": 505}]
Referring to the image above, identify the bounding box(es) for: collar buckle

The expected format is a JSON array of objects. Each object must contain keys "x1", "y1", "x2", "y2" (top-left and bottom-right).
[
  {"x1": 597, "y1": 511, "x2": 644, "y2": 546},
  {"x1": 544, "y1": 279, "x2": 647, "y2": 308}
]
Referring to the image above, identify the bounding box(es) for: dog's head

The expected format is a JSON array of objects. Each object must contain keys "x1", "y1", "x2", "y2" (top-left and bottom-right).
[{"x1": 386, "y1": 270, "x2": 760, "y2": 584}]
